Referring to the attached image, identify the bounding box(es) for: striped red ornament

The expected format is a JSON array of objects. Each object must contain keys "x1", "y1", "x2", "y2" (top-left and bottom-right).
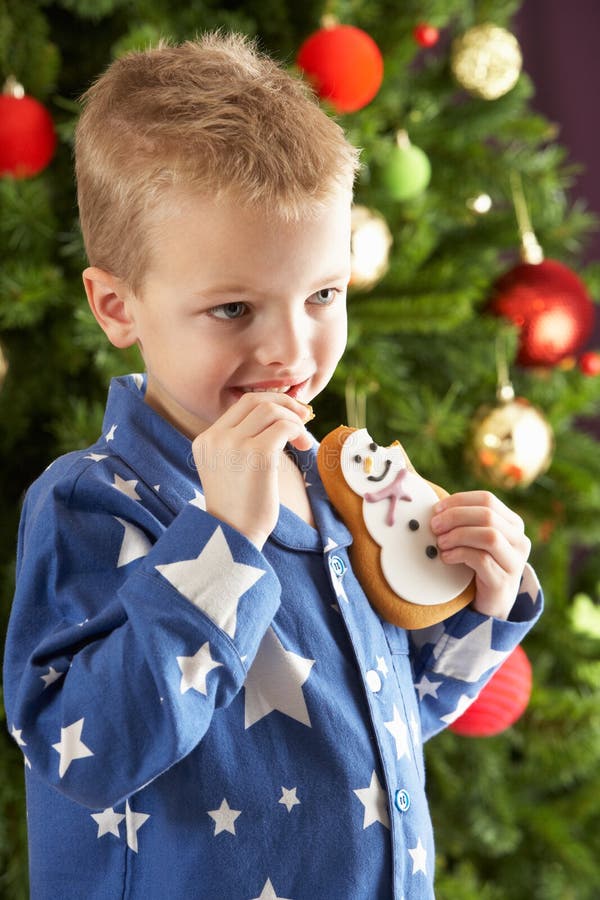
[{"x1": 449, "y1": 645, "x2": 532, "y2": 737}]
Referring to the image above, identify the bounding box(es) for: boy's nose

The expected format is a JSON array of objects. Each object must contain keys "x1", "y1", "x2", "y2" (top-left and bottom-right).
[{"x1": 254, "y1": 312, "x2": 310, "y2": 369}]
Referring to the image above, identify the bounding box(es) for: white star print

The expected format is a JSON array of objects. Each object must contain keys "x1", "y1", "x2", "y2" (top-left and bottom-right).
[
  {"x1": 105, "y1": 424, "x2": 117, "y2": 442},
  {"x1": 279, "y1": 787, "x2": 300, "y2": 812},
  {"x1": 384, "y1": 705, "x2": 410, "y2": 760},
  {"x1": 91, "y1": 807, "x2": 125, "y2": 838},
  {"x1": 156, "y1": 526, "x2": 265, "y2": 638},
  {"x1": 331, "y1": 571, "x2": 348, "y2": 603},
  {"x1": 440, "y1": 693, "x2": 476, "y2": 724},
  {"x1": 40, "y1": 666, "x2": 64, "y2": 688},
  {"x1": 112, "y1": 474, "x2": 141, "y2": 501},
  {"x1": 376, "y1": 656, "x2": 389, "y2": 678},
  {"x1": 177, "y1": 642, "x2": 222, "y2": 695},
  {"x1": 11, "y1": 725, "x2": 26, "y2": 747},
  {"x1": 414, "y1": 674, "x2": 442, "y2": 701},
  {"x1": 250, "y1": 879, "x2": 293, "y2": 900},
  {"x1": 432, "y1": 619, "x2": 508, "y2": 682},
  {"x1": 132, "y1": 373, "x2": 144, "y2": 390},
  {"x1": 125, "y1": 800, "x2": 150, "y2": 852},
  {"x1": 408, "y1": 836, "x2": 428, "y2": 875},
  {"x1": 353, "y1": 770, "x2": 390, "y2": 830},
  {"x1": 114, "y1": 517, "x2": 151, "y2": 567},
  {"x1": 52, "y1": 718, "x2": 94, "y2": 778},
  {"x1": 207, "y1": 798, "x2": 241, "y2": 835},
  {"x1": 189, "y1": 489, "x2": 206, "y2": 510},
  {"x1": 244, "y1": 627, "x2": 315, "y2": 729},
  {"x1": 323, "y1": 537, "x2": 338, "y2": 552},
  {"x1": 84, "y1": 452, "x2": 107, "y2": 462}
]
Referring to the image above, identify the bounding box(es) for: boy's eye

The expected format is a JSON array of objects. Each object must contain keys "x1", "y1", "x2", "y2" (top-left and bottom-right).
[
  {"x1": 309, "y1": 288, "x2": 338, "y2": 306},
  {"x1": 210, "y1": 302, "x2": 247, "y2": 320}
]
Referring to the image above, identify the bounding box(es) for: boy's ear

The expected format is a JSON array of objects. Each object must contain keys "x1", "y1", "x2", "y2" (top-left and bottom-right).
[{"x1": 82, "y1": 266, "x2": 138, "y2": 349}]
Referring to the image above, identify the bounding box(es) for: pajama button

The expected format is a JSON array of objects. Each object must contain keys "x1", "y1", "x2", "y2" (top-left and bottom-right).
[
  {"x1": 329, "y1": 555, "x2": 347, "y2": 578},
  {"x1": 365, "y1": 669, "x2": 382, "y2": 693},
  {"x1": 394, "y1": 789, "x2": 411, "y2": 813}
]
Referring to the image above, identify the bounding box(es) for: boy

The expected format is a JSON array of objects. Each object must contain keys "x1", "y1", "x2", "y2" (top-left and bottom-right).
[{"x1": 4, "y1": 33, "x2": 541, "y2": 899}]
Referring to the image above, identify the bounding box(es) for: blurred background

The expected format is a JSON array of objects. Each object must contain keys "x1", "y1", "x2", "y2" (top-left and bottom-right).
[{"x1": 1, "y1": 1, "x2": 600, "y2": 897}]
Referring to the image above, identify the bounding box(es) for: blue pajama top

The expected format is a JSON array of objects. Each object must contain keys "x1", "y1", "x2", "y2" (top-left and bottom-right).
[{"x1": 3, "y1": 374, "x2": 543, "y2": 899}]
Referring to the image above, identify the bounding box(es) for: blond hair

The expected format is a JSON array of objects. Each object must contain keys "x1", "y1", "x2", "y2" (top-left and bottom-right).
[{"x1": 75, "y1": 31, "x2": 361, "y2": 293}]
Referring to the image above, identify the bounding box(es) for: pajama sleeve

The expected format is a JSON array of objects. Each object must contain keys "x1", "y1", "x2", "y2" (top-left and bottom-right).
[
  {"x1": 3, "y1": 459, "x2": 281, "y2": 809},
  {"x1": 408, "y1": 563, "x2": 543, "y2": 742}
]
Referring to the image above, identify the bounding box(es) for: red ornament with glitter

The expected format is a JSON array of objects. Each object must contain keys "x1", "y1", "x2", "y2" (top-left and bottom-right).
[
  {"x1": 296, "y1": 23, "x2": 383, "y2": 113},
  {"x1": 0, "y1": 77, "x2": 57, "y2": 178},
  {"x1": 449, "y1": 645, "x2": 532, "y2": 737},
  {"x1": 489, "y1": 258, "x2": 595, "y2": 367}
]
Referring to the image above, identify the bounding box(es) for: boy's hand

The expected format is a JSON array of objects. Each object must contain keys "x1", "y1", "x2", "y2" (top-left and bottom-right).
[
  {"x1": 191, "y1": 392, "x2": 313, "y2": 549},
  {"x1": 430, "y1": 491, "x2": 531, "y2": 620}
]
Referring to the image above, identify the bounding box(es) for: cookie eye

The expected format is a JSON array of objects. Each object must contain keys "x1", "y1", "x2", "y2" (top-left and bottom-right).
[
  {"x1": 353, "y1": 454, "x2": 362, "y2": 464},
  {"x1": 426, "y1": 545, "x2": 438, "y2": 559},
  {"x1": 408, "y1": 520, "x2": 420, "y2": 531},
  {"x1": 369, "y1": 442, "x2": 378, "y2": 452}
]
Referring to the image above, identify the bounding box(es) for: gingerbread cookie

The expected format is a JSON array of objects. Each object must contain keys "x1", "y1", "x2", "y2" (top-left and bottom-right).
[{"x1": 317, "y1": 426, "x2": 475, "y2": 629}]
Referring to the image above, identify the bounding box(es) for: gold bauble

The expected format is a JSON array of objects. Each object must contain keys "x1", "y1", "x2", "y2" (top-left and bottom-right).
[
  {"x1": 451, "y1": 24, "x2": 522, "y2": 100},
  {"x1": 350, "y1": 204, "x2": 393, "y2": 291},
  {"x1": 467, "y1": 395, "x2": 553, "y2": 489}
]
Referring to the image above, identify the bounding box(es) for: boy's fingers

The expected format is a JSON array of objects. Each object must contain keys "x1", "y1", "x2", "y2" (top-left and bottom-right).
[
  {"x1": 432, "y1": 492, "x2": 525, "y2": 533},
  {"x1": 211, "y1": 391, "x2": 313, "y2": 432}
]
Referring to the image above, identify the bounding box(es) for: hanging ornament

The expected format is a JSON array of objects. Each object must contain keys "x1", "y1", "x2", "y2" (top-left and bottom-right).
[
  {"x1": 379, "y1": 130, "x2": 431, "y2": 202},
  {"x1": 349, "y1": 204, "x2": 393, "y2": 291},
  {"x1": 466, "y1": 339, "x2": 554, "y2": 489},
  {"x1": 468, "y1": 394, "x2": 554, "y2": 489},
  {"x1": 413, "y1": 23, "x2": 440, "y2": 48},
  {"x1": 449, "y1": 645, "x2": 532, "y2": 737},
  {"x1": 579, "y1": 351, "x2": 600, "y2": 376},
  {"x1": 296, "y1": 21, "x2": 383, "y2": 113},
  {"x1": 0, "y1": 76, "x2": 57, "y2": 178},
  {"x1": 450, "y1": 23, "x2": 522, "y2": 100},
  {"x1": 491, "y1": 261, "x2": 596, "y2": 367},
  {"x1": 489, "y1": 173, "x2": 595, "y2": 367}
]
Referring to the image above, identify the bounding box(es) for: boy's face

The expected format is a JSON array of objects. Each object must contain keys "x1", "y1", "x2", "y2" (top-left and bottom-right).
[{"x1": 123, "y1": 189, "x2": 352, "y2": 439}]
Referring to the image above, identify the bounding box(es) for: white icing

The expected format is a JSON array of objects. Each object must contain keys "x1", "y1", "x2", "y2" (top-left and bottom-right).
[{"x1": 340, "y1": 429, "x2": 473, "y2": 607}]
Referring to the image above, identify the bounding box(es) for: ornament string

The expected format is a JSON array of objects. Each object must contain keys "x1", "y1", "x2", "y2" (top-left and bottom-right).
[
  {"x1": 509, "y1": 170, "x2": 544, "y2": 264},
  {"x1": 345, "y1": 378, "x2": 367, "y2": 430},
  {"x1": 495, "y1": 334, "x2": 515, "y2": 403}
]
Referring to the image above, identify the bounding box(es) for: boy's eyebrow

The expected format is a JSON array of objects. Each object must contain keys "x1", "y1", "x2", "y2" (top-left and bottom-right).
[{"x1": 195, "y1": 272, "x2": 351, "y2": 298}]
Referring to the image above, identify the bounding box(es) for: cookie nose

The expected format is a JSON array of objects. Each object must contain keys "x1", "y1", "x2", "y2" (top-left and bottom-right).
[{"x1": 363, "y1": 456, "x2": 373, "y2": 474}]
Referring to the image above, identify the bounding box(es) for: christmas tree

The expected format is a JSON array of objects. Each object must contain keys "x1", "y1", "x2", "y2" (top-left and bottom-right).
[{"x1": 2, "y1": 1, "x2": 600, "y2": 897}]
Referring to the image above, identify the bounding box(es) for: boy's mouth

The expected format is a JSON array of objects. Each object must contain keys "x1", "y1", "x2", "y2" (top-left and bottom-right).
[{"x1": 234, "y1": 379, "x2": 310, "y2": 400}]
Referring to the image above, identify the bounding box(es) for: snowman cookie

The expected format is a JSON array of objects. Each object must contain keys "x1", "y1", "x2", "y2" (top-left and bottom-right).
[{"x1": 317, "y1": 426, "x2": 475, "y2": 629}]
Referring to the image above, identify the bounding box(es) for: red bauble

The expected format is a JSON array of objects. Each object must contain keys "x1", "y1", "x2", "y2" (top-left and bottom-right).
[
  {"x1": 489, "y1": 259, "x2": 595, "y2": 367},
  {"x1": 579, "y1": 351, "x2": 600, "y2": 376},
  {"x1": 296, "y1": 24, "x2": 383, "y2": 113},
  {"x1": 449, "y1": 646, "x2": 532, "y2": 737},
  {"x1": 0, "y1": 92, "x2": 57, "y2": 177},
  {"x1": 413, "y1": 23, "x2": 440, "y2": 47}
]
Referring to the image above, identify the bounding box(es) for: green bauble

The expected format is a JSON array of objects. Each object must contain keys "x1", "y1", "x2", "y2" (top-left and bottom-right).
[{"x1": 380, "y1": 131, "x2": 431, "y2": 201}]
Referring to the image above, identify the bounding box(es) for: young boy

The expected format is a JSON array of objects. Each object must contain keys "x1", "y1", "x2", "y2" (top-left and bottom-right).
[{"x1": 4, "y1": 33, "x2": 541, "y2": 899}]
